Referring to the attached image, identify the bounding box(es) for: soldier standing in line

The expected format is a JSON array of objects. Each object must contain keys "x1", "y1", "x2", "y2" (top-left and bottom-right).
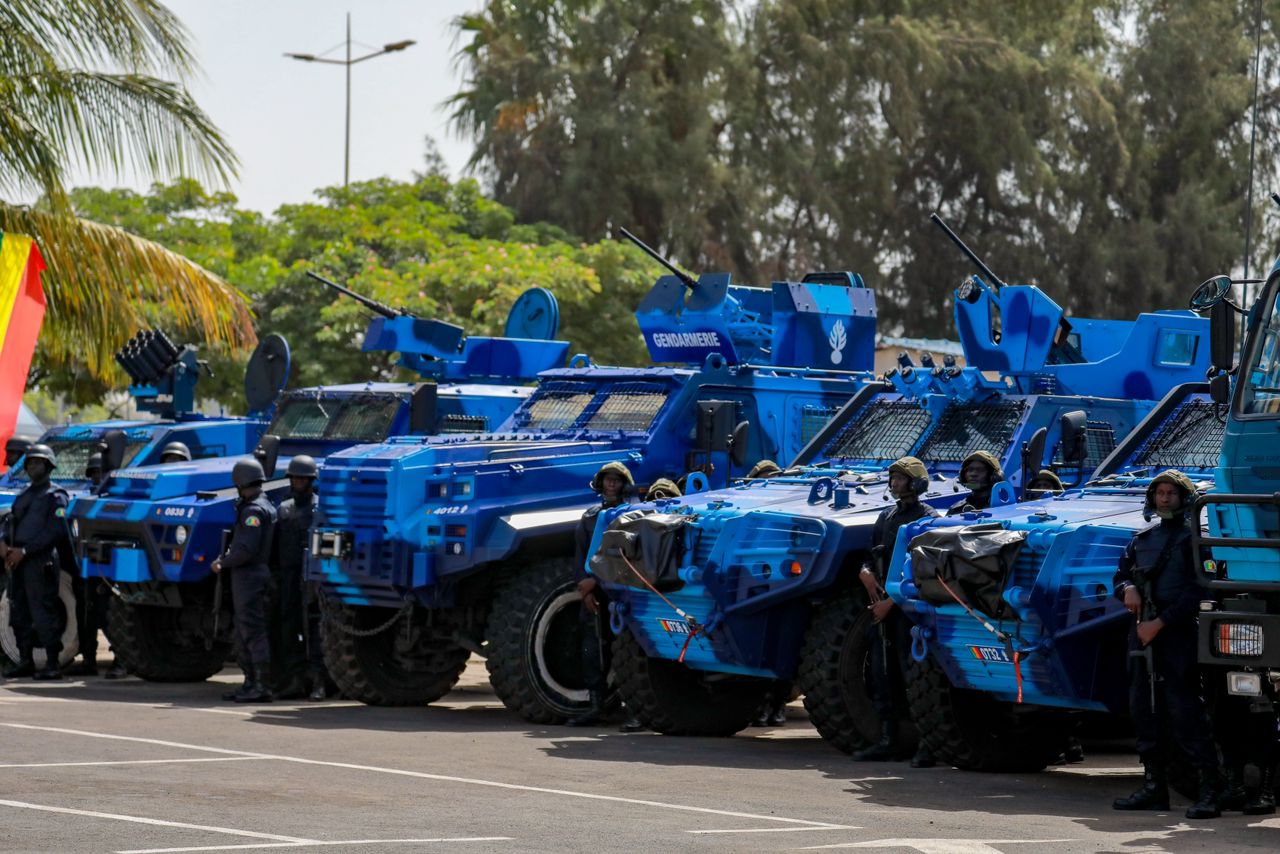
[
  {"x1": 68, "y1": 454, "x2": 111, "y2": 678},
  {"x1": 567, "y1": 461, "x2": 634, "y2": 728},
  {"x1": 1, "y1": 444, "x2": 70, "y2": 680},
  {"x1": 269, "y1": 455, "x2": 323, "y2": 701},
  {"x1": 213, "y1": 459, "x2": 277, "y2": 703},
  {"x1": 854, "y1": 456, "x2": 938, "y2": 766},
  {"x1": 1112, "y1": 471, "x2": 1220, "y2": 819},
  {"x1": 947, "y1": 450, "x2": 1003, "y2": 515},
  {"x1": 4, "y1": 436, "x2": 31, "y2": 469}
]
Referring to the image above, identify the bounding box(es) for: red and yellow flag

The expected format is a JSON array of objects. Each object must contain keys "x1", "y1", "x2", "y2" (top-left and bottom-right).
[{"x1": 0, "y1": 233, "x2": 47, "y2": 467}]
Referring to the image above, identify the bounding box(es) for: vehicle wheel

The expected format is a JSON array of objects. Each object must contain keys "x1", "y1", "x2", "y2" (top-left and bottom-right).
[
  {"x1": 905, "y1": 648, "x2": 1066, "y2": 772},
  {"x1": 485, "y1": 558, "x2": 594, "y2": 724},
  {"x1": 797, "y1": 590, "x2": 885, "y2": 754},
  {"x1": 107, "y1": 593, "x2": 230, "y2": 682},
  {"x1": 612, "y1": 627, "x2": 769, "y2": 736},
  {"x1": 321, "y1": 599, "x2": 468, "y2": 706},
  {"x1": 1, "y1": 570, "x2": 79, "y2": 669}
]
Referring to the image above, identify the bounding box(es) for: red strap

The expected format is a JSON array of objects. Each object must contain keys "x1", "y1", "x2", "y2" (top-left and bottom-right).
[{"x1": 1014, "y1": 651, "x2": 1024, "y2": 704}]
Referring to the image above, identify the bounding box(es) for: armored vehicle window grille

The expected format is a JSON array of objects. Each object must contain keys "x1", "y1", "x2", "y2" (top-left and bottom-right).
[
  {"x1": 1132, "y1": 400, "x2": 1226, "y2": 470},
  {"x1": 916, "y1": 400, "x2": 1026, "y2": 462},
  {"x1": 439, "y1": 414, "x2": 487, "y2": 434},
  {"x1": 583, "y1": 382, "x2": 669, "y2": 432},
  {"x1": 824, "y1": 400, "x2": 931, "y2": 462},
  {"x1": 513, "y1": 381, "x2": 596, "y2": 430},
  {"x1": 12, "y1": 439, "x2": 146, "y2": 483},
  {"x1": 1051, "y1": 421, "x2": 1118, "y2": 469},
  {"x1": 800, "y1": 404, "x2": 842, "y2": 446},
  {"x1": 269, "y1": 394, "x2": 403, "y2": 442}
]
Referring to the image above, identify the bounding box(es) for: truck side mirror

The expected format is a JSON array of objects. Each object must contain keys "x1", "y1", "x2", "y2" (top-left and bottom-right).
[
  {"x1": 1060, "y1": 410, "x2": 1088, "y2": 466},
  {"x1": 730, "y1": 421, "x2": 751, "y2": 468},
  {"x1": 1020, "y1": 426, "x2": 1047, "y2": 485},
  {"x1": 98, "y1": 430, "x2": 127, "y2": 476},
  {"x1": 1209, "y1": 372, "x2": 1231, "y2": 405},
  {"x1": 1189, "y1": 275, "x2": 1232, "y2": 311},
  {"x1": 1210, "y1": 301, "x2": 1236, "y2": 373},
  {"x1": 254, "y1": 435, "x2": 281, "y2": 479}
]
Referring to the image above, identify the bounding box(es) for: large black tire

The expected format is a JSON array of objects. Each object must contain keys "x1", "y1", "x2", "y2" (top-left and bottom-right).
[
  {"x1": 0, "y1": 570, "x2": 79, "y2": 669},
  {"x1": 108, "y1": 594, "x2": 230, "y2": 682},
  {"x1": 797, "y1": 590, "x2": 881, "y2": 754},
  {"x1": 322, "y1": 599, "x2": 469, "y2": 706},
  {"x1": 486, "y1": 558, "x2": 593, "y2": 724},
  {"x1": 612, "y1": 628, "x2": 770, "y2": 736},
  {"x1": 905, "y1": 648, "x2": 1067, "y2": 772}
]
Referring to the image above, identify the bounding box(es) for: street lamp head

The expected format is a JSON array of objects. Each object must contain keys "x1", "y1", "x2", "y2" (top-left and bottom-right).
[
  {"x1": 382, "y1": 39, "x2": 416, "y2": 52},
  {"x1": 285, "y1": 52, "x2": 316, "y2": 61}
]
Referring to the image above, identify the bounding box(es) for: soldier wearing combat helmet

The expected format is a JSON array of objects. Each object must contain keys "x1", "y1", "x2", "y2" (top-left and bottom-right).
[
  {"x1": 646, "y1": 478, "x2": 681, "y2": 501},
  {"x1": 948, "y1": 450, "x2": 1004, "y2": 515}
]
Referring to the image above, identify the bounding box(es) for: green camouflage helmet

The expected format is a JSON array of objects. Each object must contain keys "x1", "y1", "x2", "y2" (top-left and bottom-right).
[
  {"x1": 1146, "y1": 469, "x2": 1196, "y2": 507},
  {"x1": 888, "y1": 456, "x2": 929, "y2": 495},
  {"x1": 961, "y1": 450, "x2": 1005, "y2": 482},
  {"x1": 647, "y1": 477, "x2": 681, "y2": 500},
  {"x1": 746, "y1": 459, "x2": 783, "y2": 479},
  {"x1": 591, "y1": 460, "x2": 635, "y2": 493},
  {"x1": 1028, "y1": 469, "x2": 1064, "y2": 491}
]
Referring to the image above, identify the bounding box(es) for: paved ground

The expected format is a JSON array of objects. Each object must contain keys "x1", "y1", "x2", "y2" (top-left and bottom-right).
[{"x1": 0, "y1": 658, "x2": 1276, "y2": 854}]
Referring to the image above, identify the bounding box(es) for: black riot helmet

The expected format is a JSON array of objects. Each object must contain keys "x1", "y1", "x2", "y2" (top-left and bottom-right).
[
  {"x1": 5, "y1": 436, "x2": 32, "y2": 466},
  {"x1": 24, "y1": 443, "x2": 57, "y2": 469},
  {"x1": 231, "y1": 458, "x2": 266, "y2": 488},
  {"x1": 160, "y1": 441, "x2": 192, "y2": 463},
  {"x1": 286, "y1": 455, "x2": 318, "y2": 479}
]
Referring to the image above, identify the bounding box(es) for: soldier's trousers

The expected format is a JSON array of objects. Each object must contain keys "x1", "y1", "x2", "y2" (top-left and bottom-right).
[
  {"x1": 267, "y1": 564, "x2": 307, "y2": 687},
  {"x1": 304, "y1": 582, "x2": 325, "y2": 679},
  {"x1": 73, "y1": 576, "x2": 111, "y2": 658},
  {"x1": 9, "y1": 559, "x2": 63, "y2": 657},
  {"x1": 1128, "y1": 625, "x2": 1219, "y2": 770},
  {"x1": 230, "y1": 567, "x2": 271, "y2": 669},
  {"x1": 866, "y1": 609, "x2": 911, "y2": 722},
  {"x1": 579, "y1": 596, "x2": 613, "y2": 695}
]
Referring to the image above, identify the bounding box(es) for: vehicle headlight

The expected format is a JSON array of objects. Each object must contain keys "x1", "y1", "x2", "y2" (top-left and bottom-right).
[
  {"x1": 71, "y1": 519, "x2": 79, "y2": 539},
  {"x1": 1214, "y1": 621, "x2": 1264, "y2": 657},
  {"x1": 174, "y1": 525, "x2": 189, "y2": 545}
]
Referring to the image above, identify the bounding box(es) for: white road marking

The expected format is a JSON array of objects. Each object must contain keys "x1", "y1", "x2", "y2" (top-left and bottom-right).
[
  {"x1": 1, "y1": 722, "x2": 843, "y2": 830},
  {"x1": 118, "y1": 838, "x2": 513, "y2": 853},
  {"x1": 1046, "y1": 766, "x2": 1142, "y2": 776},
  {"x1": 0, "y1": 757, "x2": 265, "y2": 769},
  {"x1": 0, "y1": 798, "x2": 313, "y2": 844},
  {"x1": 688, "y1": 826, "x2": 859, "y2": 834},
  {"x1": 799, "y1": 839, "x2": 1075, "y2": 852}
]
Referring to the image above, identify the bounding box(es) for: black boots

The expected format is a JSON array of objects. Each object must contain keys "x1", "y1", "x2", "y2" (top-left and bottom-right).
[
  {"x1": 1185, "y1": 768, "x2": 1221, "y2": 819},
  {"x1": 1244, "y1": 764, "x2": 1277, "y2": 816},
  {"x1": 2, "y1": 656, "x2": 35, "y2": 679},
  {"x1": 103, "y1": 659, "x2": 129, "y2": 680},
  {"x1": 1220, "y1": 765, "x2": 1247, "y2": 812},
  {"x1": 618, "y1": 703, "x2": 646, "y2": 733},
  {"x1": 853, "y1": 721, "x2": 906, "y2": 761},
  {"x1": 910, "y1": 744, "x2": 936, "y2": 768},
  {"x1": 1113, "y1": 761, "x2": 1170, "y2": 811},
  {"x1": 33, "y1": 650, "x2": 62, "y2": 681},
  {"x1": 566, "y1": 690, "x2": 606, "y2": 727}
]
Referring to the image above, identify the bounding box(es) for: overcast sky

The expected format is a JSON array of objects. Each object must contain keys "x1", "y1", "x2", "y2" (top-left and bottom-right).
[{"x1": 73, "y1": 1, "x2": 485, "y2": 213}]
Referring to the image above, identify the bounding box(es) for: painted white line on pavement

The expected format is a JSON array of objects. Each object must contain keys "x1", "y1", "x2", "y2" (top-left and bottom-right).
[
  {"x1": 689, "y1": 826, "x2": 860, "y2": 834},
  {"x1": 2, "y1": 722, "x2": 843, "y2": 830},
  {"x1": 118, "y1": 838, "x2": 513, "y2": 853},
  {"x1": 1045, "y1": 766, "x2": 1142, "y2": 776},
  {"x1": 0, "y1": 756, "x2": 266, "y2": 769},
  {"x1": 798, "y1": 838, "x2": 1075, "y2": 852},
  {"x1": 0, "y1": 798, "x2": 314, "y2": 844}
]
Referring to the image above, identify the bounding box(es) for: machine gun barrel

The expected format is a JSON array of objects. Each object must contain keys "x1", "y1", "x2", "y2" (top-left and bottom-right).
[
  {"x1": 619, "y1": 227, "x2": 697, "y2": 291},
  {"x1": 930, "y1": 213, "x2": 1007, "y2": 291},
  {"x1": 307, "y1": 271, "x2": 403, "y2": 318}
]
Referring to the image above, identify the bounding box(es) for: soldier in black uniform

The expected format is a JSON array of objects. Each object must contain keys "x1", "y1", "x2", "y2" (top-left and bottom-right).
[
  {"x1": 269, "y1": 455, "x2": 323, "y2": 701},
  {"x1": 213, "y1": 458, "x2": 277, "y2": 703},
  {"x1": 159, "y1": 442, "x2": 192, "y2": 464},
  {"x1": 1112, "y1": 470, "x2": 1220, "y2": 819},
  {"x1": 947, "y1": 450, "x2": 1003, "y2": 515},
  {"x1": 1, "y1": 444, "x2": 70, "y2": 680},
  {"x1": 854, "y1": 456, "x2": 938, "y2": 766},
  {"x1": 67, "y1": 454, "x2": 112, "y2": 677},
  {"x1": 4, "y1": 436, "x2": 31, "y2": 468},
  {"x1": 567, "y1": 461, "x2": 633, "y2": 728}
]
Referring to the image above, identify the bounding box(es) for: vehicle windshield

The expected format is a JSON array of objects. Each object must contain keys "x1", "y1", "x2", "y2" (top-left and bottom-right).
[
  {"x1": 1240, "y1": 276, "x2": 1280, "y2": 416},
  {"x1": 9, "y1": 438, "x2": 148, "y2": 483},
  {"x1": 512, "y1": 380, "x2": 671, "y2": 434},
  {"x1": 268, "y1": 393, "x2": 404, "y2": 442},
  {"x1": 821, "y1": 397, "x2": 1025, "y2": 466},
  {"x1": 1131, "y1": 399, "x2": 1225, "y2": 470}
]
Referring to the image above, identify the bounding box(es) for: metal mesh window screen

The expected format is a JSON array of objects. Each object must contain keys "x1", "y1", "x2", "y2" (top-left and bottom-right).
[
  {"x1": 800, "y1": 404, "x2": 842, "y2": 446},
  {"x1": 916, "y1": 400, "x2": 1026, "y2": 462},
  {"x1": 324, "y1": 395, "x2": 403, "y2": 442},
  {"x1": 439, "y1": 414, "x2": 488, "y2": 434},
  {"x1": 1133, "y1": 400, "x2": 1226, "y2": 470},
  {"x1": 14, "y1": 439, "x2": 146, "y2": 483},
  {"x1": 585, "y1": 383, "x2": 669, "y2": 432},
  {"x1": 270, "y1": 399, "x2": 330, "y2": 438},
  {"x1": 824, "y1": 400, "x2": 931, "y2": 461},
  {"x1": 1052, "y1": 421, "x2": 1118, "y2": 469},
  {"x1": 514, "y1": 381, "x2": 596, "y2": 430}
]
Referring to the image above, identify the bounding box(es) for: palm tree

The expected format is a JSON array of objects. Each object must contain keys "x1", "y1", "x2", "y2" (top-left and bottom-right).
[{"x1": 0, "y1": 0, "x2": 252, "y2": 378}]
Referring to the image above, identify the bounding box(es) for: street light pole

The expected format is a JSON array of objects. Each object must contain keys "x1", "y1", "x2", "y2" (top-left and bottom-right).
[{"x1": 285, "y1": 14, "x2": 415, "y2": 187}]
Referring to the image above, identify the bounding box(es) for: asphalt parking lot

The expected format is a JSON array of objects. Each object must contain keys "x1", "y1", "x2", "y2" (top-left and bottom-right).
[{"x1": 1, "y1": 658, "x2": 1277, "y2": 854}]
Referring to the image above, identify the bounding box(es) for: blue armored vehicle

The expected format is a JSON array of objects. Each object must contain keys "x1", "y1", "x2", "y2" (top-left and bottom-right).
[
  {"x1": 308, "y1": 235, "x2": 880, "y2": 721},
  {"x1": 71, "y1": 277, "x2": 568, "y2": 682},
  {"x1": 0, "y1": 330, "x2": 288, "y2": 669},
  {"x1": 585, "y1": 217, "x2": 1213, "y2": 741}
]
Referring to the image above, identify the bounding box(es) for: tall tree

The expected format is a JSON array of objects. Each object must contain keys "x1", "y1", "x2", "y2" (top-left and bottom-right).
[{"x1": 0, "y1": 0, "x2": 250, "y2": 378}]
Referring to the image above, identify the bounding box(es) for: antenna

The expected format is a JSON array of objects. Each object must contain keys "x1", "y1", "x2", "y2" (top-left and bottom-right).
[
  {"x1": 929, "y1": 213, "x2": 1007, "y2": 290},
  {"x1": 1241, "y1": 0, "x2": 1265, "y2": 307},
  {"x1": 618, "y1": 227, "x2": 697, "y2": 290}
]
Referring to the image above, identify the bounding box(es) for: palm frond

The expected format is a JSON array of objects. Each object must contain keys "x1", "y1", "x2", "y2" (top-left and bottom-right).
[
  {"x1": 0, "y1": 204, "x2": 255, "y2": 378},
  {"x1": 0, "y1": 0, "x2": 195, "y2": 76}
]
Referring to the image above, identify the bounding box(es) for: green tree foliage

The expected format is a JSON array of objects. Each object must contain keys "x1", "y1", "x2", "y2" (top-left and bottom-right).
[
  {"x1": 452, "y1": 0, "x2": 1280, "y2": 335},
  {"x1": 52, "y1": 174, "x2": 653, "y2": 410}
]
